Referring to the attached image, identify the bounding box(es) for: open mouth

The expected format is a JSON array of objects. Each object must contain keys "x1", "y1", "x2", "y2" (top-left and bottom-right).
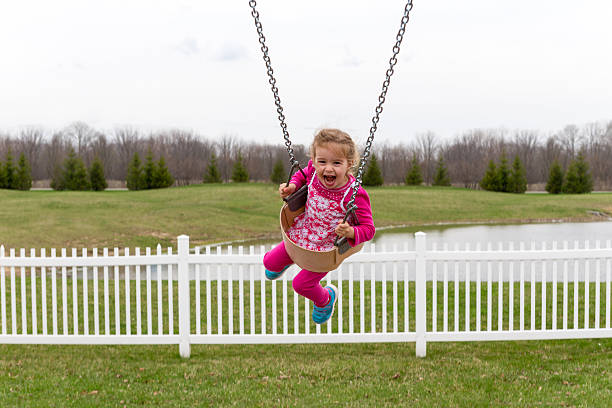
[{"x1": 323, "y1": 175, "x2": 336, "y2": 186}]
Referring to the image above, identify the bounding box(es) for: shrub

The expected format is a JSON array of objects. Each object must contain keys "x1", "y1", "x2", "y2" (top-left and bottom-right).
[
  {"x1": 62, "y1": 149, "x2": 90, "y2": 190},
  {"x1": 545, "y1": 161, "x2": 564, "y2": 194},
  {"x1": 50, "y1": 164, "x2": 65, "y2": 191},
  {"x1": 562, "y1": 151, "x2": 593, "y2": 194},
  {"x1": 3, "y1": 150, "x2": 15, "y2": 189},
  {"x1": 231, "y1": 153, "x2": 249, "y2": 183},
  {"x1": 405, "y1": 156, "x2": 423, "y2": 186},
  {"x1": 14, "y1": 153, "x2": 32, "y2": 191},
  {"x1": 480, "y1": 160, "x2": 498, "y2": 191},
  {"x1": 363, "y1": 154, "x2": 384, "y2": 186},
  {"x1": 203, "y1": 152, "x2": 222, "y2": 183},
  {"x1": 126, "y1": 152, "x2": 144, "y2": 191},
  {"x1": 496, "y1": 151, "x2": 509, "y2": 192},
  {"x1": 143, "y1": 150, "x2": 155, "y2": 189},
  {"x1": 89, "y1": 158, "x2": 108, "y2": 191},
  {"x1": 508, "y1": 155, "x2": 527, "y2": 193},
  {"x1": 152, "y1": 156, "x2": 174, "y2": 188},
  {"x1": 432, "y1": 154, "x2": 451, "y2": 186},
  {"x1": 0, "y1": 157, "x2": 5, "y2": 188},
  {"x1": 270, "y1": 158, "x2": 286, "y2": 185}
]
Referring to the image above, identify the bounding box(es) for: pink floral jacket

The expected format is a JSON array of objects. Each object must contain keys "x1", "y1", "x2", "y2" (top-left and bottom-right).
[{"x1": 287, "y1": 160, "x2": 375, "y2": 251}]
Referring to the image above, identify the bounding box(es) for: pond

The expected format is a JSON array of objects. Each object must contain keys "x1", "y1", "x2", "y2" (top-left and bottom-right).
[
  {"x1": 190, "y1": 221, "x2": 611, "y2": 281},
  {"x1": 373, "y1": 221, "x2": 612, "y2": 250}
]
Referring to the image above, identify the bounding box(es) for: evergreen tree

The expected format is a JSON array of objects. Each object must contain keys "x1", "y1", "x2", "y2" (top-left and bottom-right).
[
  {"x1": 143, "y1": 149, "x2": 155, "y2": 189},
  {"x1": 270, "y1": 158, "x2": 286, "y2": 185},
  {"x1": 50, "y1": 163, "x2": 65, "y2": 191},
  {"x1": 480, "y1": 160, "x2": 498, "y2": 191},
  {"x1": 563, "y1": 151, "x2": 593, "y2": 194},
  {"x1": 363, "y1": 154, "x2": 384, "y2": 186},
  {"x1": 126, "y1": 152, "x2": 144, "y2": 190},
  {"x1": 62, "y1": 148, "x2": 90, "y2": 190},
  {"x1": 545, "y1": 161, "x2": 564, "y2": 194},
  {"x1": 231, "y1": 153, "x2": 249, "y2": 183},
  {"x1": 0, "y1": 157, "x2": 6, "y2": 188},
  {"x1": 203, "y1": 152, "x2": 222, "y2": 183},
  {"x1": 432, "y1": 154, "x2": 451, "y2": 186},
  {"x1": 3, "y1": 150, "x2": 15, "y2": 189},
  {"x1": 496, "y1": 151, "x2": 510, "y2": 192},
  {"x1": 89, "y1": 157, "x2": 108, "y2": 191},
  {"x1": 14, "y1": 153, "x2": 32, "y2": 191},
  {"x1": 405, "y1": 156, "x2": 423, "y2": 186},
  {"x1": 152, "y1": 156, "x2": 174, "y2": 188},
  {"x1": 508, "y1": 155, "x2": 527, "y2": 194}
]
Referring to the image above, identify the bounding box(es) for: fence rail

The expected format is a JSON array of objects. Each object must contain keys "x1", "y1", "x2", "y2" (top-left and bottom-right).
[{"x1": 1, "y1": 234, "x2": 611, "y2": 357}]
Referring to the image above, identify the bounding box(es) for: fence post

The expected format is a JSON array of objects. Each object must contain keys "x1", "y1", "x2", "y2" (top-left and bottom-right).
[
  {"x1": 178, "y1": 235, "x2": 191, "y2": 358},
  {"x1": 415, "y1": 232, "x2": 427, "y2": 357}
]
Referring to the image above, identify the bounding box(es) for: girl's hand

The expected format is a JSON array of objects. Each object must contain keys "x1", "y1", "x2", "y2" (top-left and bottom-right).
[
  {"x1": 279, "y1": 183, "x2": 297, "y2": 199},
  {"x1": 335, "y1": 222, "x2": 355, "y2": 239}
]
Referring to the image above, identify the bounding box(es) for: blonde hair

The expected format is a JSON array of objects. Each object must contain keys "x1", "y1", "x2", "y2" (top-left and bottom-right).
[{"x1": 310, "y1": 128, "x2": 360, "y2": 174}]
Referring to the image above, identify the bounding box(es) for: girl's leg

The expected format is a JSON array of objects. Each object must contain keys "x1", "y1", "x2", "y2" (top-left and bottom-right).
[
  {"x1": 292, "y1": 269, "x2": 330, "y2": 307},
  {"x1": 263, "y1": 241, "x2": 293, "y2": 272}
]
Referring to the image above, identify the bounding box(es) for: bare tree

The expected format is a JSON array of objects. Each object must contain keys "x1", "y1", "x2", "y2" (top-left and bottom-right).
[
  {"x1": 512, "y1": 129, "x2": 539, "y2": 184},
  {"x1": 63, "y1": 121, "x2": 95, "y2": 157},
  {"x1": 557, "y1": 124, "x2": 582, "y2": 161},
  {"x1": 416, "y1": 131, "x2": 438, "y2": 185},
  {"x1": 113, "y1": 126, "x2": 140, "y2": 180},
  {"x1": 2, "y1": 120, "x2": 611, "y2": 189},
  {"x1": 218, "y1": 134, "x2": 237, "y2": 182},
  {"x1": 16, "y1": 128, "x2": 45, "y2": 179}
]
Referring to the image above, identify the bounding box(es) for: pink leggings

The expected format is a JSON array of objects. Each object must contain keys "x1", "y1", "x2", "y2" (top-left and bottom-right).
[{"x1": 263, "y1": 242, "x2": 330, "y2": 307}]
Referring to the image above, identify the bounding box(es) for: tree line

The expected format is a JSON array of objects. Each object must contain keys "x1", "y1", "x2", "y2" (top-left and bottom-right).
[{"x1": 0, "y1": 120, "x2": 610, "y2": 189}]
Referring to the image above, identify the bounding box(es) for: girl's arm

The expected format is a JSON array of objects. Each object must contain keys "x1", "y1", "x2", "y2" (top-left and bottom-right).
[
  {"x1": 347, "y1": 188, "x2": 375, "y2": 246},
  {"x1": 288, "y1": 159, "x2": 313, "y2": 188}
]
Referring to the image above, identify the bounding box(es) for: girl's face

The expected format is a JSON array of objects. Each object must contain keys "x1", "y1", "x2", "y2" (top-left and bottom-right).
[{"x1": 312, "y1": 143, "x2": 353, "y2": 189}]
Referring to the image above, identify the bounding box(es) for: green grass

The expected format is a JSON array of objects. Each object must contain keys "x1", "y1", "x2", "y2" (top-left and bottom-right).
[
  {"x1": 1, "y1": 274, "x2": 609, "y2": 336},
  {"x1": 0, "y1": 340, "x2": 610, "y2": 407},
  {"x1": 1, "y1": 184, "x2": 611, "y2": 249},
  {"x1": 1, "y1": 276, "x2": 611, "y2": 406},
  {"x1": 1, "y1": 184, "x2": 612, "y2": 406}
]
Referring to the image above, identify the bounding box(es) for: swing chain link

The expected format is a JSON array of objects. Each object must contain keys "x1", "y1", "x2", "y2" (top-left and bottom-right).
[
  {"x1": 346, "y1": 0, "x2": 414, "y2": 213},
  {"x1": 249, "y1": 0, "x2": 414, "y2": 216},
  {"x1": 248, "y1": 0, "x2": 299, "y2": 169}
]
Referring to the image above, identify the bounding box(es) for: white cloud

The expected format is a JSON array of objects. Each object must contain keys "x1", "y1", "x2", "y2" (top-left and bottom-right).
[
  {"x1": 0, "y1": 0, "x2": 610, "y2": 145},
  {"x1": 213, "y1": 43, "x2": 248, "y2": 62},
  {"x1": 173, "y1": 37, "x2": 200, "y2": 56}
]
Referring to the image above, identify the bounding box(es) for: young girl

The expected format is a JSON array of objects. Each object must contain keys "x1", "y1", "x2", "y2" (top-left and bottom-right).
[{"x1": 263, "y1": 128, "x2": 375, "y2": 324}]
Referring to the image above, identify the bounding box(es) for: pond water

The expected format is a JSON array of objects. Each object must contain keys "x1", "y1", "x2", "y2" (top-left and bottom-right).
[
  {"x1": 188, "y1": 221, "x2": 611, "y2": 282},
  {"x1": 227, "y1": 221, "x2": 612, "y2": 251},
  {"x1": 373, "y1": 221, "x2": 612, "y2": 250}
]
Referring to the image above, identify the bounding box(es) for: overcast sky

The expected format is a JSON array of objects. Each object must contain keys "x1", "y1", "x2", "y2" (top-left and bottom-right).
[{"x1": 1, "y1": 1, "x2": 611, "y2": 147}]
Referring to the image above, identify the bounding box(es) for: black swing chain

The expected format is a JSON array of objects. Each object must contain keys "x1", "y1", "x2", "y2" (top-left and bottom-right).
[
  {"x1": 248, "y1": 0, "x2": 299, "y2": 169},
  {"x1": 346, "y1": 0, "x2": 414, "y2": 214},
  {"x1": 249, "y1": 0, "x2": 415, "y2": 213}
]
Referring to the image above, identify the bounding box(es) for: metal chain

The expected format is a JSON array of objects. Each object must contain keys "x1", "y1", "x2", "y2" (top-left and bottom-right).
[
  {"x1": 249, "y1": 0, "x2": 415, "y2": 207},
  {"x1": 248, "y1": 0, "x2": 299, "y2": 168},
  {"x1": 346, "y1": 0, "x2": 414, "y2": 212}
]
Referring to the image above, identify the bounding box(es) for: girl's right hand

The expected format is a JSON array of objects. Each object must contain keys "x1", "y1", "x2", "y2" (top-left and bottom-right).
[{"x1": 279, "y1": 183, "x2": 297, "y2": 198}]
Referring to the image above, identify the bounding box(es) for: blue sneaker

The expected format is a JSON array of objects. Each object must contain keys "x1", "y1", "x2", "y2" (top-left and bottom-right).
[
  {"x1": 265, "y1": 264, "x2": 290, "y2": 280},
  {"x1": 312, "y1": 284, "x2": 338, "y2": 324}
]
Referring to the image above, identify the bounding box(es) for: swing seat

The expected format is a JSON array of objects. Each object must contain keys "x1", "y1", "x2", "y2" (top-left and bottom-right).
[{"x1": 280, "y1": 203, "x2": 364, "y2": 273}]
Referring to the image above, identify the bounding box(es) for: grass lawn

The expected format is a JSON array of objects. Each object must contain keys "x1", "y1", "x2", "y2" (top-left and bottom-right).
[
  {"x1": 1, "y1": 340, "x2": 611, "y2": 407},
  {"x1": 1, "y1": 184, "x2": 611, "y2": 406},
  {"x1": 1, "y1": 276, "x2": 611, "y2": 406},
  {"x1": 0, "y1": 184, "x2": 611, "y2": 249}
]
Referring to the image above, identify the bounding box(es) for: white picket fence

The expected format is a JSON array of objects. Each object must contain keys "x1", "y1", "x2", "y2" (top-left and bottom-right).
[{"x1": 1, "y1": 233, "x2": 611, "y2": 357}]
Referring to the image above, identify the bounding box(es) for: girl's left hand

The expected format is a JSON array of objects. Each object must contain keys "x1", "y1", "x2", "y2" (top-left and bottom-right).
[{"x1": 335, "y1": 222, "x2": 355, "y2": 239}]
